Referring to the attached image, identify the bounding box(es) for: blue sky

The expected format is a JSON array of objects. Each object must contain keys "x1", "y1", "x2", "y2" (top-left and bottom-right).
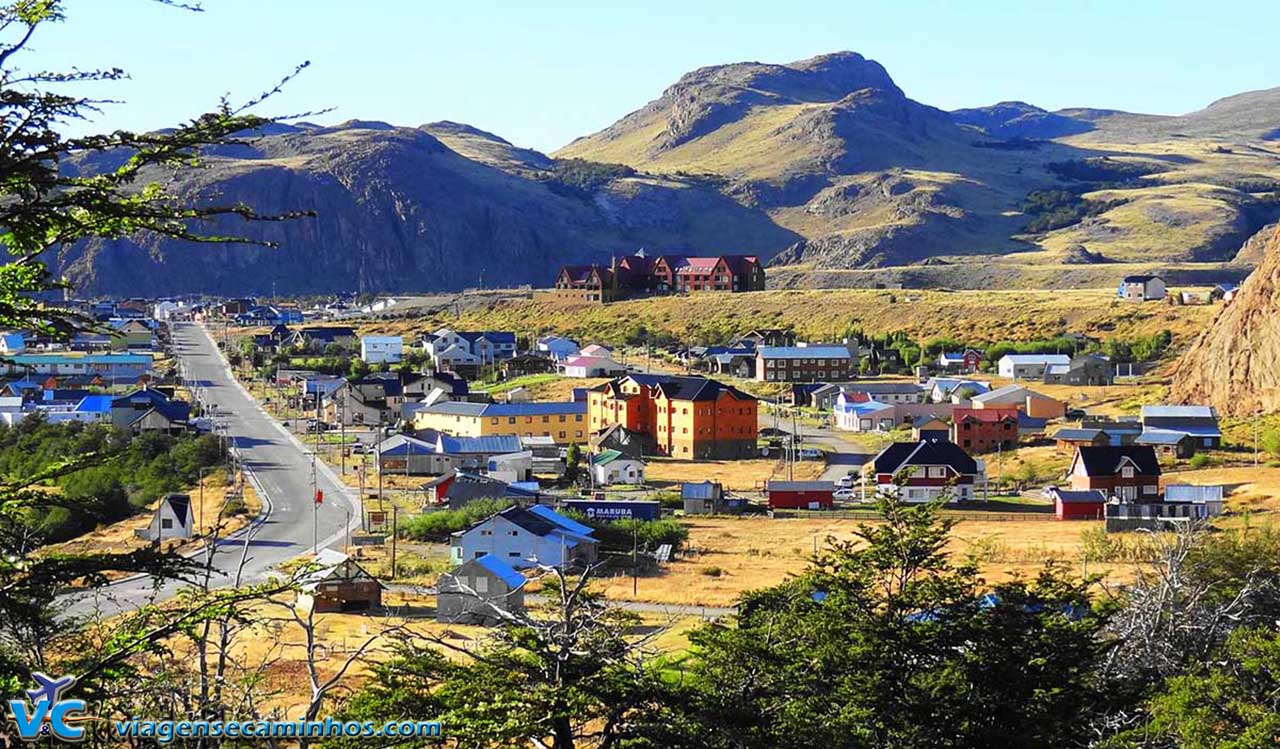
[{"x1": 28, "y1": 0, "x2": 1280, "y2": 153}]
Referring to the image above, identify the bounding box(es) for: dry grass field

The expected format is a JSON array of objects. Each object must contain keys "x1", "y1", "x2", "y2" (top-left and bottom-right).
[
  {"x1": 43, "y1": 474, "x2": 262, "y2": 562},
  {"x1": 644, "y1": 456, "x2": 824, "y2": 492},
  {"x1": 595, "y1": 514, "x2": 1113, "y2": 608},
  {"x1": 367, "y1": 287, "x2": 1217, "y2": 351}
]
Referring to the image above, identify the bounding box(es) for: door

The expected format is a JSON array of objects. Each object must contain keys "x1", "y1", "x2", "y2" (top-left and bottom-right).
[{"x1": 1118, "y1": 485, "x2": 1137, "y2": 501}]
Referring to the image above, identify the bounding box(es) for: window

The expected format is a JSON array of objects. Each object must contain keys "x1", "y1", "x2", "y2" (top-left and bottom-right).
[
  {"x1": 491, "y1": 418, "x2": 499, "y2": 425},
  {"x1": 542, "y1": 416, "x2": 550, "y2": 423},
  {"x1": 475, "y1": 576, "x2": 489, "y2": 593},
  {"x1": 928, "y1": 466, "x2": 946, "y2": 478},
  {"x1": 161, "y1": 519, "x2": 173, "y2": 529},
  {"x1": 508, "y1": 417, "x2": 516, "y2": 424},
  {"x1": 474, "y1": 551, "x2": 487, "y2": 559},
  {"x1": 509, "y1": 530, "x2": 518, "y2": 536},
  {"x1": 1121, "y1": 466, "x2": 1134, "y2": 478},
  {"x1": 508, "y1": 551, "x2": 521, "y2": 557}
]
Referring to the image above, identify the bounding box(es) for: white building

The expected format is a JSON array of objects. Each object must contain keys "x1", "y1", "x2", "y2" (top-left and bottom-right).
[
  {"x1": 140, "y1": 493, "x2": 195, "y2": 540},
  {"x1": 997, "y1": 354, "x2": 1070, "y2": 380},
  {"x1": 590, "y1": 450, "x2": 646, "y2": 485},
  {"x1": 360, "y1": 335, "x2": 404, "y2": 364}
]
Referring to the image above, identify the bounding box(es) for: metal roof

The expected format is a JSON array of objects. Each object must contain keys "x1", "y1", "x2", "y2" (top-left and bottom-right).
[
  {"x1": 472, "y1": 555, "x2": 528, "y2": 589},
  {"x1": 998, "y1": 354, "x2": 1070, "y2": 365},
  {"x1": 1141, "y1": 405, "x2": 1218, "y2": 420},
  {"x1": 757, "y1": 345, "x2": 852, "y2": 359}
]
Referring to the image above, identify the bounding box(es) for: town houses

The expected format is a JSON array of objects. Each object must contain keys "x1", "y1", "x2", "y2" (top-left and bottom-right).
[{"x1": 551, "y1": 250, "x2": 766, "y2": 304}]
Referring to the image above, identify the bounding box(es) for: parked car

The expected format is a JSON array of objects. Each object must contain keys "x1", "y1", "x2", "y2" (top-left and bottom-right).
[
  {"x1": 305, "y1": 419, "x2": 330, "y2": 434},
  {"x1": 837, "y1": 474, "x2": 856, "y2": 488},
  {"x1": 799, "y1": 448, "x2": 824, "y2": 460},
  {"x1": 833, "y1": 487, "x2": 856, "y2": 501},
  {"x1": 350, "y1": 442, "x2": 365, "y2": 454},
  {"x1": 1065, "y1": 408, "x2": 1087, "y2": 420}
]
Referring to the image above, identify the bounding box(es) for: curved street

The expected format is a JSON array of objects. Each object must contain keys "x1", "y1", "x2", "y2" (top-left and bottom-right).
[{"x1": 66, "y1": 322, "x2": 362, "y2": 618}]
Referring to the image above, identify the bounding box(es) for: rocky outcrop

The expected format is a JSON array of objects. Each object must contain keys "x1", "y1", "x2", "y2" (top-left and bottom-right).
[
  {"x1": 951, "y1": 101, "x2": 1095, "y2": 139},
  {"x1": 1171, "y1": 225, "x2": 1280, "y2": 416},
  {"x1": 1233, "y1": 221, "x2": 1279, "y2": 266}
]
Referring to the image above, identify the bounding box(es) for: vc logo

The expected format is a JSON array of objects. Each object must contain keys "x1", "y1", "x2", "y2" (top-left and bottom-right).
[{"x1": 6, "y1": 673, "x2": 85, "y2": 742}]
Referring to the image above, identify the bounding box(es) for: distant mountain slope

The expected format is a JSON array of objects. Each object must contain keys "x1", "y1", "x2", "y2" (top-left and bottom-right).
[
  {"x1": 951, "y1": 101, "x2": 1095, "y2": 140},
  {"x1": 54, "y1": 53, "x2": 1280, "y2": 295},
  {"x1": 560, "y1": 52, "x2": 1280, "y2": 272},
  {"x1": 57, "y1": 121, "x2": 798, "y2": 295}
]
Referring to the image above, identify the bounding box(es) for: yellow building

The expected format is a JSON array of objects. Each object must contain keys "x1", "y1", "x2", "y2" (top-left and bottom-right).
[{"x1": 412, "y1": 401, "x2": 589, "y2": 445}]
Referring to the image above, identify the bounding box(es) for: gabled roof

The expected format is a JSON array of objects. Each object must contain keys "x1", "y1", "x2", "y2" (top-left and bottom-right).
[
  {"x1": 1046, "y1": 488, "x2": 1107, "y2": 504},
  {"x1": 1074, "y1": 445, "x2": 1161, "y2": 477},
  {"x1": 872, "y1": 439, "x2": 979, "y2": 475},
  {"x1": 162, "y1": 494, "x2": 192, "y2": 528},
  {"x1": 376, "y1": 434, "x2": 438, "y2": 456},
  {"x1": 591, "y1": 449, "x2": 624, "y2": 466},
  {"x1": 471, "y1": 555, "x2": 527, "y2": 589},
  {"x1": 1122, "y1": 274, "x2": 1160, "y2": 283}
]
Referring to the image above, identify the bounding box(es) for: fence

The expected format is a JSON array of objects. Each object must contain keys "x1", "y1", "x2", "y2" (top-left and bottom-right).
[{"x1": 771, "y1": 508, "x2": 1057, "y2": 522}]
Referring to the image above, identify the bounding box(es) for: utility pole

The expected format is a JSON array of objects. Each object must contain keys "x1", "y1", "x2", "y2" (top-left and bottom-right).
[
  {"x1": 391, "y1": 506, "x2": 399, "y2": 579},
  {"x1": 632, "y1": 524, "x2": 638, "y2": 596}
]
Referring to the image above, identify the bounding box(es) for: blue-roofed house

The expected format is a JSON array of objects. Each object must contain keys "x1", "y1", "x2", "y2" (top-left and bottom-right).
[
  {"x1": 110, "y1": 388, "x2": 192, "y2": 433},
  {"x1": 536, "y1": 335, "x2": 580, "y2": 362},
  {"x1": 1140, "y1": 405, "x2": 1221, "y2": 450},
  {"x1": 450, "y1": 504, "x2": 597, "y2": 570},
  {"x1": 834, "y1": 394, "x2": 896, "y2": 432},
  {"x1": 434, "y1": 433, "x2": 525, "y2": 471},
  {"x1": 436, "y1": 555, "x2": 527, "y2": 625},
  {"x1": 1135, "y1": 428, "x2": 1198, "y2": 459},
  {"x1": 0, "y1": 332, "x2": 25, "y2": 355},
  {"x1": 375, "y1": 434, "x2": 456, "y2": 476}
]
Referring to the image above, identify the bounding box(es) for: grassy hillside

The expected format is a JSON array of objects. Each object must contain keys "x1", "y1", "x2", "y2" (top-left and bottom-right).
[{"x1": 365, "y1": 288, "x2": 1216, "y2": 349}]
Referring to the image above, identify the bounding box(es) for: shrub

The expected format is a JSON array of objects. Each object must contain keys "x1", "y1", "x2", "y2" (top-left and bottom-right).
[
  {"x1": 1189, "y1": 453, "x2": 1212, "y2": 469},
  {"x1": 701, "y1": 566, "x2": 723, "y2": 577},
  {"x1": 398, "y1": 498, "x2": 514, "y2": 541}
]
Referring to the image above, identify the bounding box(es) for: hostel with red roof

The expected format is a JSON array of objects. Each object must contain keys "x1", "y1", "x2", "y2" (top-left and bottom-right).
[{"x1": 551, "y1": 249, "x2": 765, "y2": 304}]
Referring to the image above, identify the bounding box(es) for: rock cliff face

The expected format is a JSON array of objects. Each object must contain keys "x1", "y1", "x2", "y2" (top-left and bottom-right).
[
  {"x1": 1172, "y1": 225, "x2": 1280, "y2": 416},
  {"x1": 56, "y1": 122, "x2": 797, "y2": 295}
]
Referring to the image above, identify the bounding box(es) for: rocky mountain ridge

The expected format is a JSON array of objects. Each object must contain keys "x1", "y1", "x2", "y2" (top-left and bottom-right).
[{"x1": 55, "y1": 51, "x2": 1280, "y2": 295}]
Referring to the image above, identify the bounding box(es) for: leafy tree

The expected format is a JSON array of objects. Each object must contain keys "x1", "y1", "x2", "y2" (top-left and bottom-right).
[
  {"x1": 0, "y1": 0, "x2": 306, "y2": 697},
  {"x1": 333, "y1": 570, "x2": 689, "y2": 749},
  {"x1": 565, "y1": 441, "x2": 581, "y2": 482},
  {"x1": 685, "y1": 495, "x2": 1110, "y2": 749}
]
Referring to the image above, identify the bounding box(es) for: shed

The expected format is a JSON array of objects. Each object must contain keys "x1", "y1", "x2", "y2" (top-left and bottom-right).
[
  {"x1": 141, "y1": 493, "x2": 195, "y2": 540},
  {"x1": 1046, "y1": 488, "x2": 1107, "y2": 520},
  {"x1": 561, "y1": 499, "x2": 661, "y2": 522},
  {"x1": 297, "y1": 549, "x2": 384, "y2": 613},
  {"x1": 436, "y1": 555, "x2": 527, "y2": 626},
  {"x1": 766, "y1": 481, "x2": 834, "y2": 510}
]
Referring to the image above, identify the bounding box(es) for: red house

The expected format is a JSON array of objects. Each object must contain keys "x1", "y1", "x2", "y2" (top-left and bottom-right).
[
  {"x1": 950, "y1": 407, "x2": 1019, "y2": 453},
  {"x1": 1047, "y1": 488, "x2": 1107, "y2": 520},
  {"x1": 1068, "y1": 445, "x2": 1162, "y2": 501},
  {"x1": 766, "y1": 481, "x2": 834, "y2": 510}
]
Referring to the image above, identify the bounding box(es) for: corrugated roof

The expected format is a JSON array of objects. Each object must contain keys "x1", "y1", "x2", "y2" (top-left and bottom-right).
[
  {"x1": 1135, "y1": 429, "x2": 1191, "y2": 445},
  {"x1": 757, "y1": 345, "x2": 852, "y2": 359},
  {"x1": 472, "y1": 555, "x2": 528, "y2": 589},
  {"x1": 1141, "y1": 405, "x2": 1218, "y2": 420},
  {"x1": 437, "y1": 434, "x2": 524, "y2": 455}
]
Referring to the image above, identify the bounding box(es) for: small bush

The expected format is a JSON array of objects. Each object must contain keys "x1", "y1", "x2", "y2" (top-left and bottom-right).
[
  {"x1": 1189, "y1": 453, "x2": 1212, "y2": 469},
  {"x1": 700, "y1": 566, "x2": 723, "y2": 577}
]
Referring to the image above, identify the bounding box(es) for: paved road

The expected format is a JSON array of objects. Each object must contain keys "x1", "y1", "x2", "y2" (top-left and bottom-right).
[
  {"x1": 758, "y1": 406, "x2": 874, "y2": 483},
  {"x1": 66, "y1": 322, "x2": 361, "y2": 617}
]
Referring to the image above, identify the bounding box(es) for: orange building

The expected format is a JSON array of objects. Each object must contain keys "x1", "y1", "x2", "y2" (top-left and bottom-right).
[{"x1": 587, "y1": 374, "x2": 758, "y2": 459}]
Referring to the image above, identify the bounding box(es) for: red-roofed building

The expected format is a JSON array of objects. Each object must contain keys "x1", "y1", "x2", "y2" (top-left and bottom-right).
[
  {"x1": 552, "y1": 251, "x2": 765, "y2": 304},
  {"x1": 950, "y1": 407, "x2": 1019, "y2": 453}
]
